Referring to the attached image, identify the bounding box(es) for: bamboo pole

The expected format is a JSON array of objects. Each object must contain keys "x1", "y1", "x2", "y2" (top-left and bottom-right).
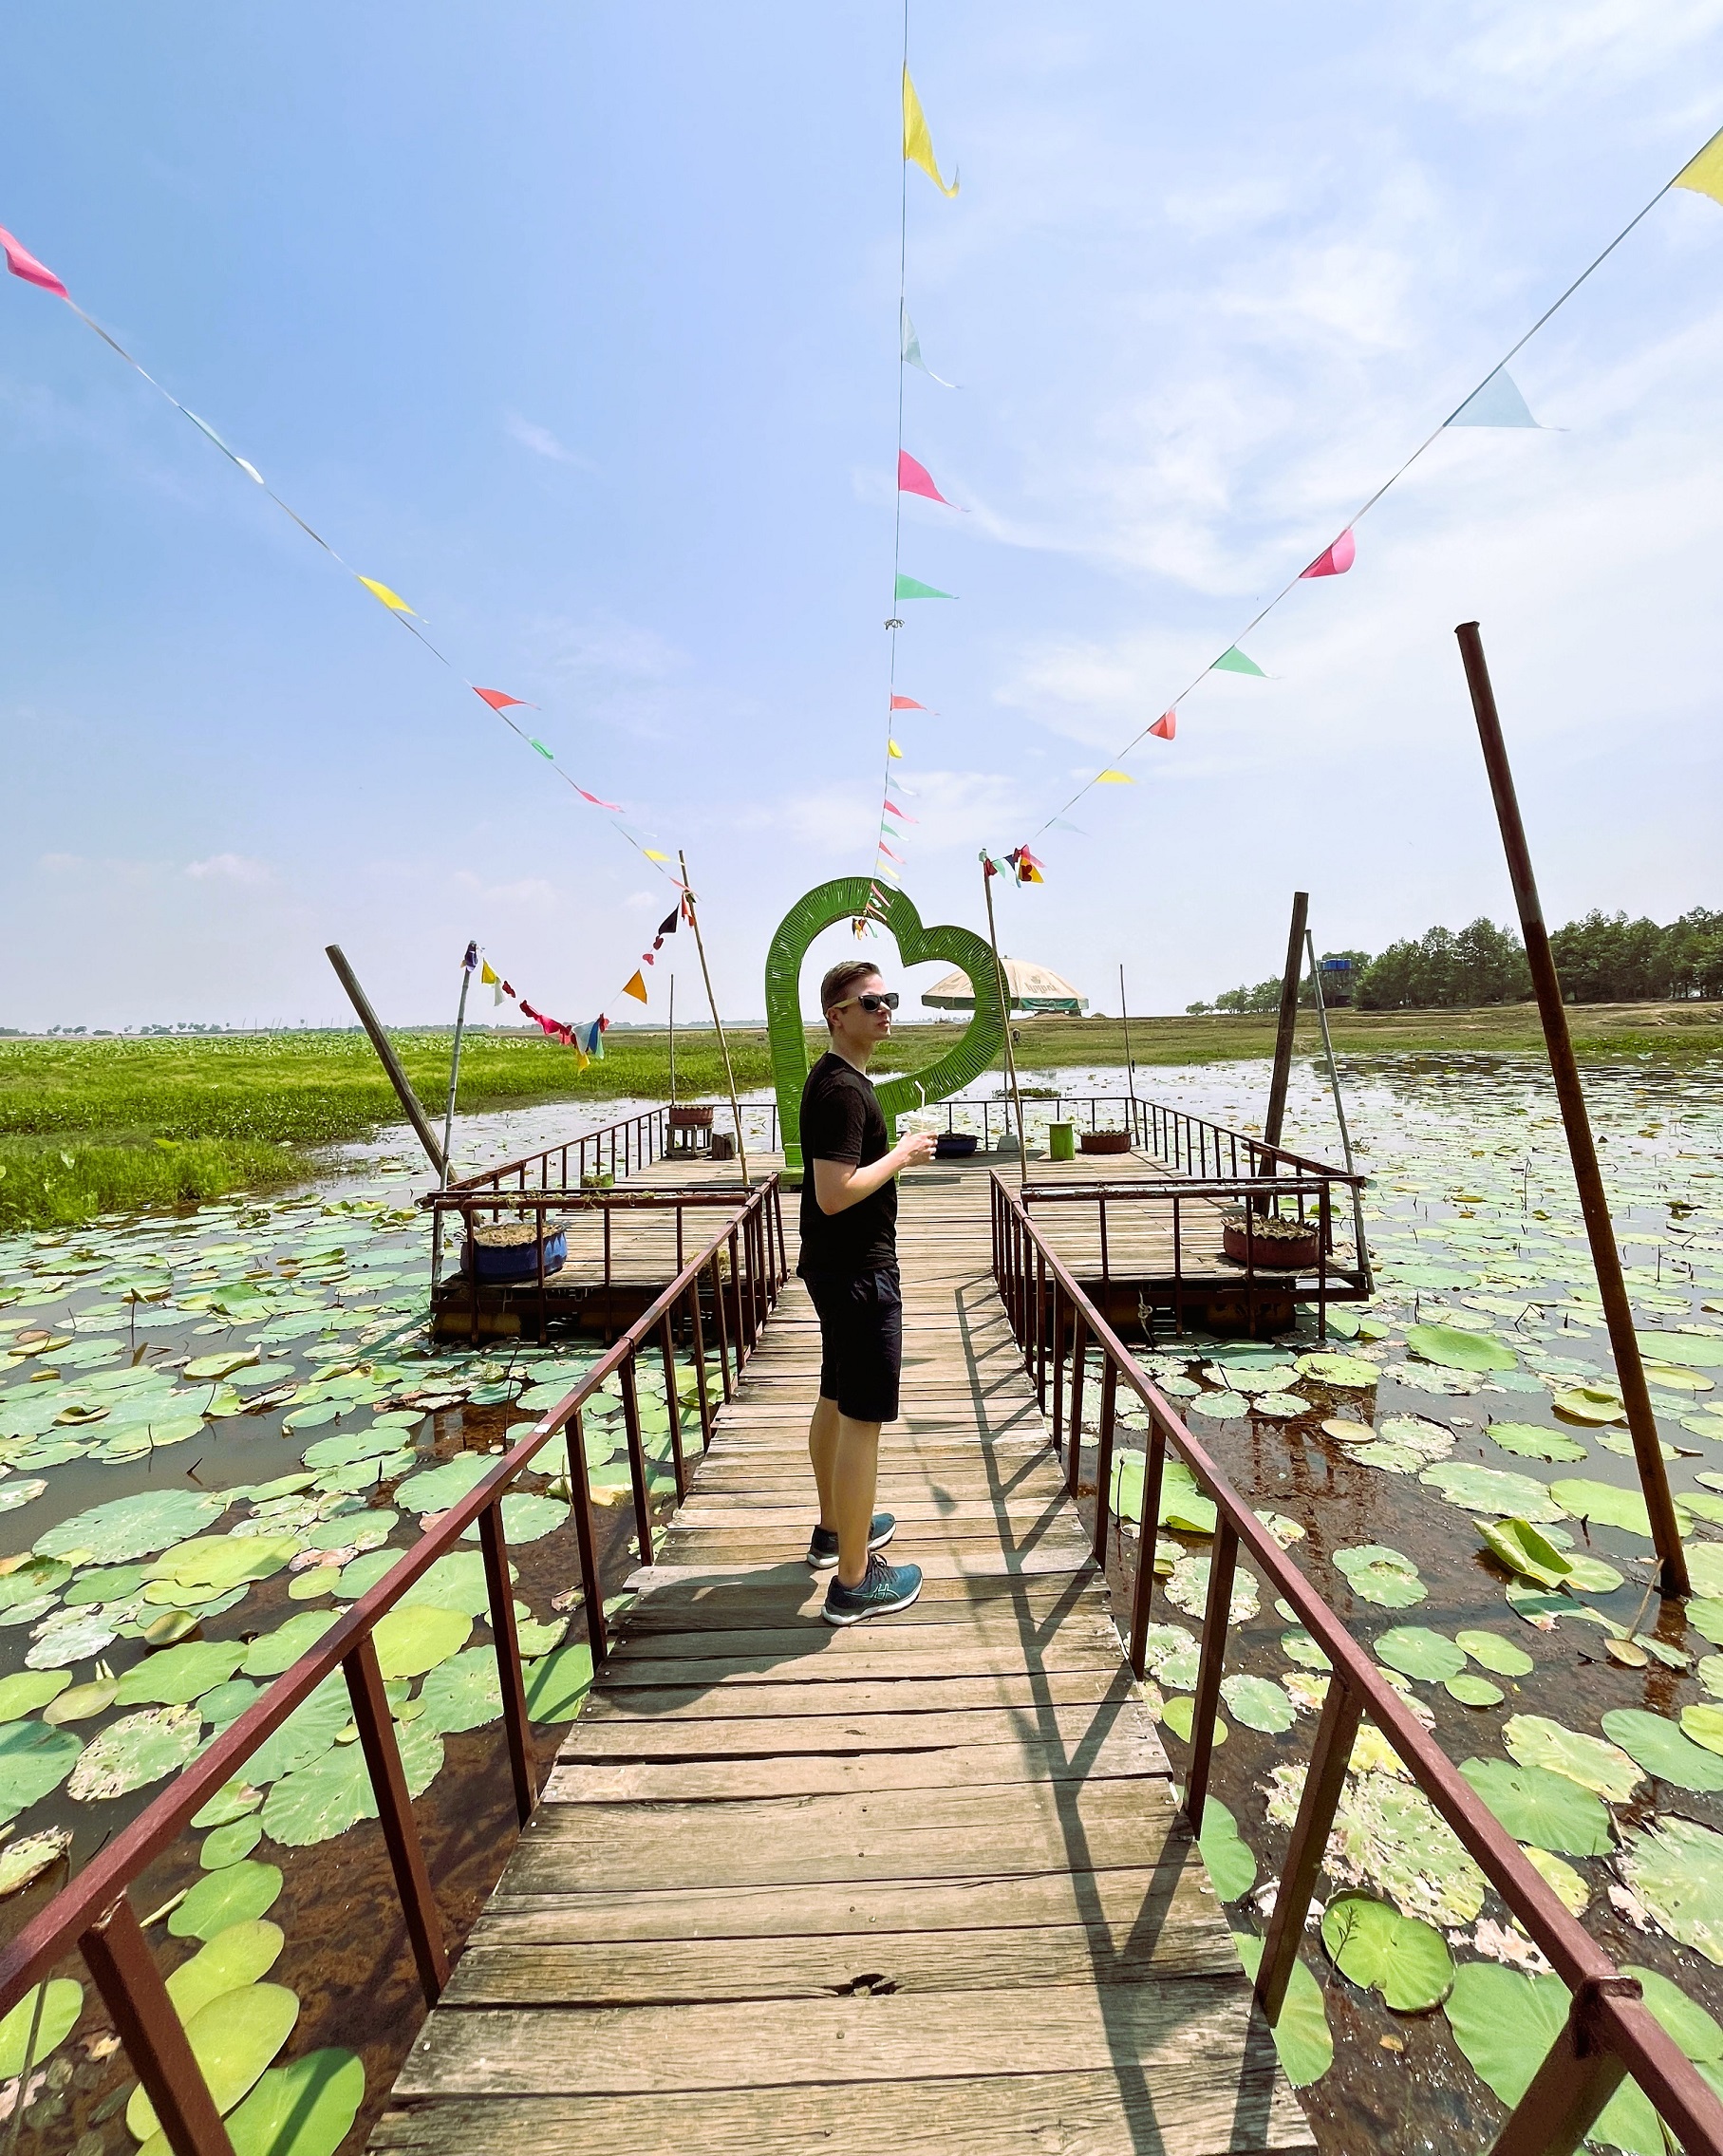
[
  {"x1": 439, "y1": 947, "x2": 475, "y2": 1187},
  {"x1": 1455, "y1": 621, "x2": 1689, "y2": 1597},
  {"x1": 667, "y1": 974, "x2": 677, "y2": 1107},
  {"x1": 1263, "y1": 891, "x2": 1309, "y2": 1152},
  {"x1": 981, "y1": 854, "x2": 1027, "y2": 1187},
  {"x1": 678, "y1": 853, "x2": 751, "y2": 1185},
  {"x1": 325, "y1": 945, "x2": 445, "y2": 1176},
  {"x1": 1304, "y1": 928, "x2": 1372, "y2": 1293}
]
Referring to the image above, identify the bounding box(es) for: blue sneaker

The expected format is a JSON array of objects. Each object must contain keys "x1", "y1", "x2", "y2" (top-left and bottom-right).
[
  {"x1": 807, "y1": 1513, "x2": 895, "y2": 1570},
  {"x1": 822, "y1": 1552, "x2": 923, "y2": 1626}
]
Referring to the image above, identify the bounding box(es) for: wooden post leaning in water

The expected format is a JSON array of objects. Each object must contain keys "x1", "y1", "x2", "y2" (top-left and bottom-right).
[
  {"x1": 1455, "y1": 621, "x2": 1689, "y2": 1598},
  {"x1": 326, "y1": 944, "x2": 446, "y2": 1177},
  {"x1": 678, "y1": 853, "x2": 751, "y2": 1186},
  {"x1": 1263, "y1": 891, "x2": 1309, "y2": 1153}
]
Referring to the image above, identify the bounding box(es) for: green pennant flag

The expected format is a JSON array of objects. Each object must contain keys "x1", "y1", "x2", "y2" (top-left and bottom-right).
[
  {"x1": 1211, "y1": 647, "x2": 1265, "y2": 677},
  {"x1": 895, "y1": 573, "x2": 956, "y2": 600}
]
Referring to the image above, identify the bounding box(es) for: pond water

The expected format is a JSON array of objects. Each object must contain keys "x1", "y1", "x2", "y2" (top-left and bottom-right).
[{"x1": 0, "y1": 1051, "x2": 1719, "y2": 2154}]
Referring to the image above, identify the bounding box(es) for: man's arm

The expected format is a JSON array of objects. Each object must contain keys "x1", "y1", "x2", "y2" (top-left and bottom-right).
[{"x1": 813, "y1": 1132, "x2": 937, "y2": 1215}]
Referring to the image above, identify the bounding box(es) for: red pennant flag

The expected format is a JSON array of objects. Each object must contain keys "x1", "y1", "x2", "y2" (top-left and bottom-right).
[
  {"x1": 884, "y1": 799, "x2": 917, "y2": 821},
  {"x1": 0, "y1": 227, "x2": 68, "y2": 299},
  {"x1": 1150, "y1": 709, "x2": 1176, "y2": 741},
  {"x1": 500, "y1": 980, "x2": 515, "y2": 999},
  {"x1": 1301, "y1": 529, "x2": 1356, "y2": 579},
  {"x1": 889, "y1": 694, "x2": 927, "y2": 711},
  {"x1": 598, "y1": 1014, "x2": 610, "y2": 1033},
  {"x1": 897, "y1": 450, "x2": 962, "y2": 509},
  {"x1": 473, "y1": 686, "x2": 535, "y2": 711},
  {"x1": 575, "y1": 787, "x2": 622, "y2": 810}
]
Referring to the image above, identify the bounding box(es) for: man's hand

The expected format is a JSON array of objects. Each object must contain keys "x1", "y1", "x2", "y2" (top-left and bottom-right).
[
  {"x1": 896, "y1": 1131, "x2": 938, "y2": 1168},
  {"x1": 813, "y1": 1129, "x2": 939, "y2": 1215}
]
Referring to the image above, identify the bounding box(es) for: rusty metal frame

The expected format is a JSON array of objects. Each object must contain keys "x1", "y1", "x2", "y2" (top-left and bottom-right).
[
  {"x1": 0, "y1": 1176, "x2": 786, "y2": 2156},
  {"x1": 990, "y1": 1172, "x2": 1723, "y2": 2156}
]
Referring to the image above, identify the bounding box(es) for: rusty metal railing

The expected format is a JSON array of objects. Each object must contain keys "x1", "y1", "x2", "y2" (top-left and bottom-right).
[
  {"x1": 0, "y1": 1176, "x2": 787, "y2": 2156},
  {"x1": 442, "y1": 1104, "x2": 671, "y2": 1194},
  {"x1": 991, "y1": 1171, "x2": 1723, "y2": 2156}
]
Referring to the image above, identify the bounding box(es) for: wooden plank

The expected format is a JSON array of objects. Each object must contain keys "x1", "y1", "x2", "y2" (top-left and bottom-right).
[
  {"x1": 584, "y1": 1667, "x2": 1135, "y2": 1720},
  {"x1": 567, "y1": 1700, "x2": 1158, "y2": 1761},
  {"x1": 599, "y1": 1611, "x2": 1127, "y2": 1663}
]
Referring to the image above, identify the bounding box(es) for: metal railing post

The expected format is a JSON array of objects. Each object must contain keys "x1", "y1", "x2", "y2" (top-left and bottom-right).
[
  {"x1": 1183, "y1": 1518, "x2": 1237, "y2": 1832},
  {"x1": 619, "y1": 1355, "x2": 654, "y2": 1565},
  {"x1": 343, "y1": 1635, "x2": 450, "y2": 2006},
  {"x1": 1255, "y1": 1676, "x2": 1361, "y2": 2022},
  {"x1": 1066, "y1": 1309, "x2": 1087, "y2": 1499},
  {"x1": 1092, "y1": 1359, "x2": 1118, "y2": 1565},
  {"x1": 1128, "y1": 1422, "x2": 1166, "y2": 1678},
  {"x1": 478, "y1": 1504, "x2": 537, "y2": 1826},
  {"x1": 562, "y1": 1406, "x2": 608, "y2": 1671},
  {"x1": 82, "y1": 1897, "x2": 238, "y2": 2156},
  {"x1": 1490, "y1": 1988, "x2": 1636, "y2": 2156}
]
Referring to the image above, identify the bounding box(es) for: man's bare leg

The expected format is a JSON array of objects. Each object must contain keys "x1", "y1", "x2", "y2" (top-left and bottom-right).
[
  {"x1": 833, "y1": 1415, "x2": 882, "y2": 1587},
  {"x1": 808, "y1": 1395, "x2": 840, "y2": 1529}
]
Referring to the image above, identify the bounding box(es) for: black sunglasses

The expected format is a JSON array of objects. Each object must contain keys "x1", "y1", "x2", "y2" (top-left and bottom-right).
[{"x1": 832, "y1": 991, "x2": 900, "y2": 1013}]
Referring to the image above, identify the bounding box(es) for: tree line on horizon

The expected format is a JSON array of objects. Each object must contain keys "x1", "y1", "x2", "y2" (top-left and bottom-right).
[{"x1": 1187, "y1": 908, "x2": 1723, "y2": 1015}]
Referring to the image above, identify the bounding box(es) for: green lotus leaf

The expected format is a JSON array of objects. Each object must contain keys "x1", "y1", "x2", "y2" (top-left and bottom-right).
[
  {"x1": 1479, "y1": 1516, "x2": 1573, "y2": 1588},
  {"x1": 1334, "y1": 1548, "x2": 1426, "y2": 1609},
  {"x1": 1166, "y1": 1555, "x2": 1260, "y2": 1623},
  {"x1": 1420, "y1": 1462, "x2": 1564, "y2": 1520},
  {"x1": 372, "y1": 1605, "x2": 472, "y2": 1681},
  {"x1": 1486, "y1": 1421, "x2": 1588, "y2": 1463},
  {"x1": 515, "y1": 1615, "x2": 568, "y2": 1658},
  {"x1": 0, "y1": 1978, "x2": 83, "y2": 2078},
  {"x1": 1683, "y1": 1703, "x2": 1723, "y2": 1757},
  {"x1": 200, "y1": 1817, "x2": 264, "y2": 1868},
  {"x1": 1219, "y1": 1675, "x2": 1296, "y2": 1734},
  {"x1": 60, "y1": 1563, "x2": 151, "y2": 1606},
  {"x1": 1620, "y1": 1816, "x2": 1723, "y2": 1964},
  {"x1": 1197, "y1": 1799, "x2": 1256, "y2": 1903},
  {"x1": 413, "y1": 1646, "x2": 504, "y2": 1736},
  {"x1": 1374, "y1": 1627, "x2": 1466, "y2": 1682},
  {"x1": 1637, "y1": 1331, "x2": 1723, "y2": 1369},
  {"x1": 1280, "y1": 1629, "x2": 1331, "y2": 1672},
  {"x1": 147, "y1": 1534, "x2": 299, "y2": 1598},
  {"x1": 1267, "y1": 1762, "x2": 1487, "y2": 1925},
  {"x1": 1601, "y1": 1708, "x2": 1723, "y2": 1793},
  {"x1": 459, "y1": 1492, "x2": 570, "y2": 1547},
  {"x1": 1445, "y1": 1962, "x2": 1570, "y2": 2109},
  {"x1": 1444, "y1": 1672, "x2": 1505, "y2": 1707},
  {"x1": 1158, "y1": 1694, "x2": 1225, "y2": 1745},
  {"x1": 1455, "y1": 1628, "x2": 1533, "y2": 1678},
  {"x1": 43, "y1": 1677, "x2": 118, "y2": 1725},
  {"x1": 168, "y1": 1860, "x2": 285, "y2": 1940},
  {"x1": 1157, "y1": 1647, "x2": 1199, "y2": 1691},
  {"x1": 34, "y1": 1488, "x2": 224, "y2": 1565},
  {"x1": 1458, "y1": 1757, "x2": 1613, "y2": 1855},
  {"x1": 191, "y1": 1781, "x2": 263, "y2": 1829},
  {"x1": 242, "y1": 1611, "x2": 342, "y2": 1680},
  {"x1": 524, "y1": 1640, "x2": 594, "y2": 1722},
  {"x1": 1320, "y1": 1892, "x2": 1452, "y2": 2013},
  {"x1": 397, "y1": 1550, "x2": 507, "y2": 1618},
  {"x1": 0, "y1": 1826, "x2": 69, "y2": 1898},
  {"x1": 1523, "y1": 1846, "x2": 1588, "y2": 1915},
  {"x1": 1406, "y1": 1323, "x2": 1518, "y2": 1372},
  {"x1": 165, "y1": 1921, "x2": 284, "y2": 2021},
  {"x1": 260, "y1": 1742, "x2": 377, "y2": 1847},
  {"x1": 0, "y1": 1669, "x2": 71, "y2": 1722},
  {"x1": 114, "y1": 1640, "x2": 246, "y2": 1708},
  {"x1": 1503, "y1": 1714, "x2": 1642, "y2": 1802},
  {"x1": 0, "y1": 1557, "x2": 70, "y2": 1610},
  {"x1": 1294, "y1": 1353, "x2": 1378, "y2": 1388},
  {"x1": 67, "y1": 1703, "x2": 199, "y2": 1802},
  {"x1": 304, "y1": 1509, "x2": 397, "y2": 1554},
  {"x1": 1686, "y1": 1545, "x2": 1723, "y2": 1600},
  {"x1": 1545, "y1": 1478, "x2": 1661, "y2": 1538},
  {"x1": 330, "y1": 1549, "x2": 398, "y2": 1601},
  {"x1": 1232, "y1": 1934, "x2": 1331, "y2": 2088},
  {"x1": 184, "y1": 1352, "x2": 259, "y2": 1381},
  {"x1": 126, "y1": 1980, "x2": 300, "y2": 2142},
  {"x1": 246, "y1": 1676, "x2": 349, "y2": 1783},
  {"x1": 215, "y1": 2046, "x2": 365, "y2": 2156},
  {"x1": 1621, "y1": 1964, "x2": 1723, "y2": 2064},
  {"x1": 395, "y1": 1455, "x2": 494, "y2": 1515},
  {"x1": 1333, "y1": 1544, "x2": 1417, "y2": 1577}
]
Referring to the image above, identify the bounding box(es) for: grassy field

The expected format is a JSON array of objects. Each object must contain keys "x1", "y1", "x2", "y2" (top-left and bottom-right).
[{"x1": 4, "y1": 1001, "x2": 1719, "y2": 1229}]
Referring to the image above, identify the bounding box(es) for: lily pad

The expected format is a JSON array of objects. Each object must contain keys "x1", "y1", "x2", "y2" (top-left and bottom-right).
[
  {"x1": 0, "y1": 1669, "x2": 71, "y2": 1721},
  {"x1": 200, "y1": 1817, "x2": 265, "y2": 1868},
  {"x1": 1480, "y1": 1516, "x2": 1574, "y2": 1590},
  {"x1": 1446, "y1": 1962, "x2": 1570, "y2": 2109},
  {"x1": 1456, "y1": 1628, "x2": 1534, "y2": 1678},
  {"x1": 1458, "y1": 1757, "x2": 1613, "y2": 1855},
  {"x1": 34, "y1": 1488, "x2": 223, "y2": 1565},
  {"x1": 1295, "y1": 1354, "x2": 1378, "y2": 1388},
  {"x1": 1219, "y1": 1675, "x2": 1296, "y2": 1734},
  {"x1": 1420, "y1": 1462, "x2": 1564, "y2": 1521},
  {"x1": 165, "y1": 1920, "x2": 284, "y2": 2020},
  {"x1": 1620, "y1": 1816, "x2": 1723, "y2": 1963},
  {"x1": 1334, "y1": 1546, "x2": 1427, "y2": 1610},
  {"x1": 1683, "y1": 1703, "x2": 1723, "y2": 1757},
  {"x1": 1601, "y1": 1708, "x2": 1723, "y2": 1793},
  {"x1": 1637, "y1": 1331, "x2": 1723, "y2": 1369},
  {"x1": 1157, "y1": 1694, "x2": 1223, "y2": 1745},
  {"x1": 114, "y1": 1640, "x2": 246, "y2": 1708},
  {"x1": 0, "y1": 1978, "x2": 83, "y2": 2078},
  {"x1": 397, "y1": 1550, "x2": 505, "y2": 1618},
  {"x1": 1320, "y1": 1892, "x2": 1452, "y2": 2013},
  {"x1": 372, "y1": 1605, "x2": 472, "y2": 1681},
  {"x1": 242, "y1": 1610, "x2": 341, "y2": 1678},
  {"x1": 126, "y1": 1980, "x2": 300, "y2": 2142},
  {"x1": 1486, "y1": 1421, "x2": 1588, "y2": 1463},
  {"x1": 1232, "y1": 1934, "x2": 1331, "y2": 2088},
  {"x1": 44, "y1": 1677, "x2": 119, "y2": 1725},
  {"x1": 414, "y1": 1647, "x2": 503, "y2": 1735},
  {"x1": 1445, "y1": 1672, "x2": 1505, "y2": 1707},
  {"x1": 1196, "y1": 1799, "x2": 1256, "y2": 1903},
  {"x1": 523, "y1": 1641, "x2": 594, "y2": 1722},
  {"x1": 1265, "y1": 1763, "x2": 1486, "y2": 1926},
  {"x1": 1503, "y1": 1714, "x2": 1642, "y2": 1802},
  {"x1": 395, "y1": 1454, "x2": 494, "y2": 1515},
  {"x1": 459, "y1": 1491, "x2": 571, "y2": 1547},
  {"x1": 1545, "y1": 1478, "x2": 1657, "y2": 1538},
  {"x1": 148, "y1": 1533, "x2": 300, "y2": 1601},
  {"x1": 1374, "y1": 1628, "x2": 1466, "y2": 1682},
  {"x1": 1166, "y1": 1555, "x2": 1260, "y2": 1623},
  {"x1": 168, "y1": 1859, "x2": 285, "y2": 1940},
  {"x1": 0, "y1": 1827, "x2": 70, "y2": 1897},
  {"x1": 259, "y1": 1742, "x2": 378, "y2": 1847},
  {"x1": 1406, "y1": 1323, "x2": 1518, "y2": 1372},
  {"x1": 246, "y1": 1676, "x2": 349, "y2": 1783},
  {"x1": 1524, "y1": 1846, "x2": 1588, "y2": 1916},
  {"x1": 192, "y1": 1781, "x2": 263, "y2": 1829},
  {"x1": 0, "y1": 1718, "x2": 82, "y2": 1818},
  {"x1": 67, "y1": 1703, "x2": 200, "y2": 1801},
  {"x1": 215, "y1": 2046, "x2": 365, "y2": 2156}
]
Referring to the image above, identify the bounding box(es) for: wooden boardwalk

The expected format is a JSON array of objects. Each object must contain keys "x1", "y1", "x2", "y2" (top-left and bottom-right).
[{"x1": 376, "y1": 1158, "x2": 1314, "y2": 2155}]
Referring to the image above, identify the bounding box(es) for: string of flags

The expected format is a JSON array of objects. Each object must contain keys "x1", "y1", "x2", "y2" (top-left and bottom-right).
[
  {"x1": 460, "y1": 894, "x2": 685, "y2": 1071},
  {"x1": 0, "y1": 225, "x2": 677, "y2": 881},
  {"x1": 1025, "y1": 121, "x2": 1723, "y2": 845}
]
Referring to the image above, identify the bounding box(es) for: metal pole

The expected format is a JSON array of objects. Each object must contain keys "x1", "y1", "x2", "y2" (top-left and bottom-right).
[
  {"x1": 1455, "y1": 621, "x2": 1689, "y2": 1598},
  {"x1": 1119, "y1": 962, "x2": 1136, "y2": 1105},
  {"x1": 678, "y1": 853, "x2": 751, "y2": 1186},
  {"x1": 1263, "y1": 891, "x2": 1309, "y2": 1153},
  {"x1": 325, "y1": 944, "x2": 445, "y2": 1175},
  {"x1": 430, "y1": 950, "x2": 475, "y2": 1284},
  {"x1": 1304, "y1": 928, "x2": 1372, "y2": 1294},
  {"x1": 981, "y1": 856, "x2": 1028, "y2": 1187},
  {"x1": 667, "y1": 973, "x2": 677, "y2": 1107}
]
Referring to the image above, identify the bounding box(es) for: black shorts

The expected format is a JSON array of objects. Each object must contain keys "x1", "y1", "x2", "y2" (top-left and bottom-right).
[{"x1": 803, "y1": 1266, "x2": 903, "y2": 1424}]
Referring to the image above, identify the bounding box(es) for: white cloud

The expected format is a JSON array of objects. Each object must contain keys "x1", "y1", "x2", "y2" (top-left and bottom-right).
[
  {"x1": 185, "y1": 853, "x2": 272, "y2": 886},
  {"x1": 504, "y1": 413, "x2": 590, "y2": 467}
]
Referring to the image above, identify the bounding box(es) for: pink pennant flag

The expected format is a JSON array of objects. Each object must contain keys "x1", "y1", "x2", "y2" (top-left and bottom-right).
[
  {"x1": 889, "y1": 693, "x2": 927, "y2": 711},
  {"x1": 878, "y1": 839, "x2": 906, "y2": 864},
  {"x1": 0, "y1": 227, "x2": 67, "y2": 299},
  {"x1": 473, "y1": 685, "x2": 536, "y2": 711},
  {"x1": 1149, "y1": 710, "x2": 1176, "y2": 741},
  {"x1": 1301, "y1": 529, "x2": 1356, "y2": 579},
  {"x1": 575, "y1": 787, "x2": 622, "y2": 810},
  {"x1": 898, "y1": 450, "x2": 962, "y2": 510},
  {"x1": 884, "y1": 799, "x2": 918, "y2": 821}
]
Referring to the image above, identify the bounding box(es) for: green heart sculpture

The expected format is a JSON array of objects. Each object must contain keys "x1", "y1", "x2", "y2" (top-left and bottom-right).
[{"x1": 764, "y1": 877, "x2": 1005, "y2": 1173}]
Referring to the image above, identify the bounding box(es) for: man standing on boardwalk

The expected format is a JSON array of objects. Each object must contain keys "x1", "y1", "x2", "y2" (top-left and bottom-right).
[{"x1": 798, "y1": 959, "x2": 937, "y2": 1624}]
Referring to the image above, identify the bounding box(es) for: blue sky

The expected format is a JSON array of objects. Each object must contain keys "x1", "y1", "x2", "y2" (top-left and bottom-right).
[{"x1": 6, "y1": 1, "x2": 1723, "y2": 1032}]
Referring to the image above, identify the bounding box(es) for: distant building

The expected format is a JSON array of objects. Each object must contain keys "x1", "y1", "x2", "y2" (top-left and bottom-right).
[
  {"x1": 1319, "y1": 957, "x2": 1355, "y2": 1007},
  {"x1": 922, "y1": 958, "x2": 1089, "y2": 1015}
]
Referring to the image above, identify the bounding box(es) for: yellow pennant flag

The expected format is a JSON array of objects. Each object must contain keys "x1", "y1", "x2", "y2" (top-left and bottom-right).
[
  {"x1": 622, "y1": 970, "x2": 648, "y2": 1004},
  {"x1": 575, "y1": 1047, "x2": 591, "y2": 1072},
  {"x1": 1675, "y1": 127, "x2": 1723, "y2": 208},
  {"x1": 903, "y1": 67, "x2": 958, "y2": 197},
  {"x1": 356, "y1": 574, "x2": 415, "y2": 615},
  {"x1": 643, "y1": 849, "x2": 670, "y2": 862},
  {"x1": 479, "y1": 961, "x2": 498, "y2": 985},
  {"x1": 1096, "y1": 770, "x2": 1133, "y2": 783},
  {"x1": 888, "y1": 738, "x2": 904, "y2": 759}
]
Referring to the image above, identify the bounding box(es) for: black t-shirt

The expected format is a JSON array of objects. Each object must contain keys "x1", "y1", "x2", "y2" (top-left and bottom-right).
[{"x1": 797, "y1": 1052, "x2": 897, "y2": 1278}]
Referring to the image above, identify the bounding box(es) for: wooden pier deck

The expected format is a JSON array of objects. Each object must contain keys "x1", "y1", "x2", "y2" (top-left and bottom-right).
[{"x1": 376, "y1": 1156, "x2": 1314, "y2": 2155}]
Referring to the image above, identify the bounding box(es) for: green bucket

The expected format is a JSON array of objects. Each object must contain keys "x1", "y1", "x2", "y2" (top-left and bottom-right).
[{"x1": 1048, "y1": 1121, "x2": 1076, "y2": 1163}]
